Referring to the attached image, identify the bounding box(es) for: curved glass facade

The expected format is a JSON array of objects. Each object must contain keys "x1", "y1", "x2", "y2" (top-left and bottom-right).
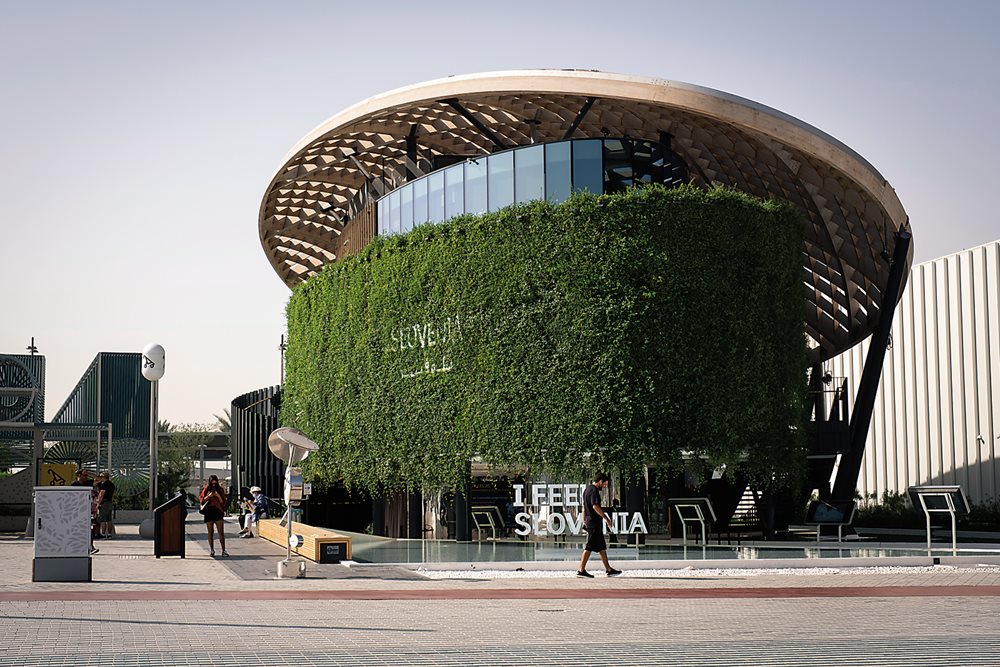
[{"x1": 376, "y1": 138, "x2": 688, "y2": 236}]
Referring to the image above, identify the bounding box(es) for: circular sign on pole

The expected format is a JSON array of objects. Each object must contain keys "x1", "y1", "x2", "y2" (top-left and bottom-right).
[
  {"x1": 0, "y1": 354, "x2": 40, "y2": 423},
  {"x1": 141, "y1": 344, "x2": 165, "y2": 381}
]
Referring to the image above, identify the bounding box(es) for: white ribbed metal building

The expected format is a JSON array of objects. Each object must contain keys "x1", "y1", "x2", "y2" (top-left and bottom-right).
[{"x1": 829, "y1": 238, "x2": 1000, "y2": 504}]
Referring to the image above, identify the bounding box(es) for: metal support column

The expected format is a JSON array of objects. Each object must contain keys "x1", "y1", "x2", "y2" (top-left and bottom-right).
[
  {"x1": 149, "y1": 380, "x2": 158, "y2": 511},
  {"x1": 407, "y1": 489, "x2": 423, "y2": 538},
  {"x1": 832, "y1": 230, "x2": 912, "y2": 500},
  {"x1": 371, "y1": 496, "x2": 385, "y2": 537},
  {"x1": 25, "y1": 426, "x2": 44, "y2": 538},
  {"x1": 455, "y1": 483, "x2": 471, "y2": 542}
]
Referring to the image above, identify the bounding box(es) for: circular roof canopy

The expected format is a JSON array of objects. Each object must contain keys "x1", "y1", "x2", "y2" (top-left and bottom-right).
[{"x1": 259, "y1": 69, "x2": 911, "y2": 360}]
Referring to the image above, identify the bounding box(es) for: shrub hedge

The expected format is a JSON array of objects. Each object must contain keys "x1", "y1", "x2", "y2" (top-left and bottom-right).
[{"x1": 284, "y1": 185, "x2": 807, "y2": 493}]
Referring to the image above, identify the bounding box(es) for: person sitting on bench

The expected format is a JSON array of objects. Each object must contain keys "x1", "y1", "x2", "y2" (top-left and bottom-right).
[{"x1": 239, "y1": 486, "x2": 268, "y2": 538}]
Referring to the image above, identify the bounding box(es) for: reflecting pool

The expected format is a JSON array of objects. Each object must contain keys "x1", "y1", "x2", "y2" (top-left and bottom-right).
[{"x1": 345, "y1": 535, "x2": 1000, "y2": 565}]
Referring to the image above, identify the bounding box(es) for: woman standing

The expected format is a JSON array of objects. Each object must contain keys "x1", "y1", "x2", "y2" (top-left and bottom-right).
[{"x1": 199, "y1": 475, "x2": 229, "y2": 557}]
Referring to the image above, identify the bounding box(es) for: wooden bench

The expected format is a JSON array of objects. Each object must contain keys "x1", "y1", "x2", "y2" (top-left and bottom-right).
[{"x1": 257, "y1": 519, "x2": 352, "y2": 563}]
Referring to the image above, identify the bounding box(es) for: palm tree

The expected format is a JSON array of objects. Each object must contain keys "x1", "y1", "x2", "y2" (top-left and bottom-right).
[{"x1": 214, "y1": 410, "x2": 230, "y2": 434}]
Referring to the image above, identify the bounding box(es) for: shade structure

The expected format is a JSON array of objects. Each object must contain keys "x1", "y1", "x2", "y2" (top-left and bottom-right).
[{"x1": 259, "y1": 69, "x2": 911, "y2": 361}]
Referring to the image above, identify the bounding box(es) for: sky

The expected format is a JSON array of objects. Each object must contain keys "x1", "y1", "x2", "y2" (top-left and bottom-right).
[{"x1": 1, "y1": 0, "x2": 998, "y2": 425}]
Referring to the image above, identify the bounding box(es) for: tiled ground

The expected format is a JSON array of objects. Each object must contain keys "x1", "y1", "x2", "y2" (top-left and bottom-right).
[
  {"x1": 2, "y1": 518, "x2": 1000, "y2": 665},
  {"x1": 2, "y1": 596, "x2": 999, "y2": 666}
]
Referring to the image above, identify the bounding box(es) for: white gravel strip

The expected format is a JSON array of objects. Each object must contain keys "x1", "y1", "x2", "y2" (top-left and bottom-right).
[{"x1": 417, "y1": 564, "x2": 1000, "y2": 579}]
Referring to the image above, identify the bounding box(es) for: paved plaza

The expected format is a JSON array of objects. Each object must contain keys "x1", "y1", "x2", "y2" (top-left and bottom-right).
[{"x1": 1, "y1": 518, "x2": 999, "y2": 666}]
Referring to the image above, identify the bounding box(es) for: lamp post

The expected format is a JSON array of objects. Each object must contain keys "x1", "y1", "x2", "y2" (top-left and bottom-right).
[{"x1": 141, "y1": 344, "x2": 165, "y2": 514}]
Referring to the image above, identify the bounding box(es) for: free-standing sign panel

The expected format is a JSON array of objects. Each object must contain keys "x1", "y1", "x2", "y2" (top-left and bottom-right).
[{"x1": 32, "y1": 486, "x2": 92, "y2": 582}]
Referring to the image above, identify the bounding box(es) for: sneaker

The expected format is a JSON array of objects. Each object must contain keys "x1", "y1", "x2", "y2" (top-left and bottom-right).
[
  {"x1": 606, "y1": 568, "x2": 622, "y2": 576},
  {"x1": 221, "y1": 550, "x2": 230, "y2": 557},
  {"x1": 89, "y1": 547, "x2": 99, "y2": 555},
  {"x1": 241, "y1": 533, "x2": 253, "y2": 539},
  {"x1": 209, "y1": 549, "x2": 215, "y2": 556},
  {"x1": 576, "y1": 570, "x2": 594, "y2": 578}
]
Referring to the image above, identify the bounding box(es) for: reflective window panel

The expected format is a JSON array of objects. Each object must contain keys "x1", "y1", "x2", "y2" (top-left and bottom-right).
[
  {"x1": 400, "y1": 184, "x2": 414, "y2": 233},
  {"x1": 428, "y1": 171, "x2": 445, "y2": 223},
  {"x1": 465, "y1": 159, "x2": 488, "y2": 215},
  {"x1": 386, "y1": 189, "x2": 401, "y2": 235},
  {"x1": 487, "y1": 151, "x2": 514, "y2": 212},
  {"x1": 514, "y1": 144, "x2": 544, "y2": 203},
  {"x1": 411, "y1": 176, "x2": 428, "y2": 226},
  {"x1": 444, "y1": 164, "x2": 465, "y2": 219},
  {"x1": 572, "y1": 139, "x2": 603, "y2": 194},
  {"x1": 545, "y1": 142, "x2": 571, "y2": 203}
]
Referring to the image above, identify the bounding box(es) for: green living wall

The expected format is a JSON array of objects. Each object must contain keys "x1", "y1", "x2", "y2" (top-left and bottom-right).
[{"x1": 284, "y1": 185, "x2": 807, "y2": 493}]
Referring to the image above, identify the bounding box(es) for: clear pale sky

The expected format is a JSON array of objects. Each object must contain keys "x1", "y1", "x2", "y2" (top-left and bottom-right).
[{"x1": 1, "y1": 1, "x2": 997, "y2": 425}]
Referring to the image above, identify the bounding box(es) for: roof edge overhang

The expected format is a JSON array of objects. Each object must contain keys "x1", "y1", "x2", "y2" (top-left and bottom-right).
[{"x1": 264, "y1": 69, "x2": 905, "y2": 230}]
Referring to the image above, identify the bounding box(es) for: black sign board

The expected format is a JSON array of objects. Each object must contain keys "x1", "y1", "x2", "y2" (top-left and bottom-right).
[
  {"x1": 806, "y1": 500, "x2": 856, "y2": 525},
  {"x1": 667, "y1": 497, "x2": 717, "y2": 523},
  {"x1": 907, "y1": 485, "x2": 970, "y2": 517}
]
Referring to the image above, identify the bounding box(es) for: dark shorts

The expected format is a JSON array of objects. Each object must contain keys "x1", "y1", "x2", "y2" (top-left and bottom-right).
[
  {"x1": 584, "y1": 526, "x2": 607, "y2": 553},
  {"x1": 96, "y1": 502, "x2": 113, "y2": 523},
  {"x1": 202, "y1": 507, "x2": 224, "y2": 523}
]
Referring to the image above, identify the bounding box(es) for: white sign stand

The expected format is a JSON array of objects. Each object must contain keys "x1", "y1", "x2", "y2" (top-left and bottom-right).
[{"x1": 916, "y1": 491, "x2": 959, "y2": 553}]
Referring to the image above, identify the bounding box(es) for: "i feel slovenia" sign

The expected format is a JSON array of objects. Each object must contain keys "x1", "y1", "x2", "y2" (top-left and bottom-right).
[{"x1": 511, "y1": 483, "x2": 648, "y2": 537}]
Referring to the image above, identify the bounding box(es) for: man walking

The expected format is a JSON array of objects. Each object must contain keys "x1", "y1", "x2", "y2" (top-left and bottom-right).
[{"x1": 577, "y1": 472, "x2": 622, "y2": 578}]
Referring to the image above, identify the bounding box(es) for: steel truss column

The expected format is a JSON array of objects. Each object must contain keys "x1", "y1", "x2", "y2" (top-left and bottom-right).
[
  {"x1": 832, "y1": 230, "x2": 912, "y2": 501},
  {"x1": 561, "y1": 97, "x2": 597, "y2": 140},
  {"x1": 440, "y1": 98, "x2": 509, "y2": 151}
]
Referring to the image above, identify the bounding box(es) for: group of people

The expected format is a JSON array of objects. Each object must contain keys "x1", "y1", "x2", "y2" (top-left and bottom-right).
[
  {"x1": 198, "y1": 475, "x2": 268, "y2": 557},
  {"x1": 71, "y1": 469, "x2": 617, "y2": 577},
  {"x1": 71, "y1": 469, "x2": 116, "y2": 554},
  {"x1": 67, "y1": 470, "x2": 268, "y2": 559}
]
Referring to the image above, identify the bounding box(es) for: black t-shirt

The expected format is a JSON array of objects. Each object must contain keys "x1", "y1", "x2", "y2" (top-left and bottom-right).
[
  {"x1": 582, "y1": 484, "x2": 604, "y2": 530},
  {"x1": 98, "y1": 479, "x2": 115, "y2": 503}
]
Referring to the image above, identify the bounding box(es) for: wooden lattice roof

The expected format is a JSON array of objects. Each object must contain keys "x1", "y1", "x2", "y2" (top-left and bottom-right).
[{"x1": 259, "y1": 70, "x2": 911, "y2": 360}]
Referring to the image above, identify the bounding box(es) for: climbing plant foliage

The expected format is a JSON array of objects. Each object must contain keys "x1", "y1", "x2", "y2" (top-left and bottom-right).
[{"x1": 284, "y1": 185, "x2": 807, "y2": 493}]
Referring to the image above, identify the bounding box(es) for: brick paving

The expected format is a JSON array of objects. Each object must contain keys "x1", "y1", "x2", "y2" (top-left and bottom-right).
[{"x1": 1, "y1": 518, "x2": 1000, "y2": 665}]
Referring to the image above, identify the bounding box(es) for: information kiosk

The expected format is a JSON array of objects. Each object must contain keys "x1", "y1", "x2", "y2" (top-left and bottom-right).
[
  {"x1": 805, "y1": 499, "x2": 856, "y2": 543},
  {"x1": 669, "y1": 498, "x2": 716, "y2": 545},
  {"x1": 907, "y1": 485, "x2": 969, "y2": 552}
]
